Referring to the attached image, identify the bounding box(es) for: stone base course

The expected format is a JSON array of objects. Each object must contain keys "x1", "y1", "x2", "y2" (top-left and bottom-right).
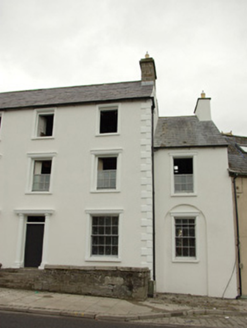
[{"x1": 0, "y1": 265, "x2": 150, "y2": 300}]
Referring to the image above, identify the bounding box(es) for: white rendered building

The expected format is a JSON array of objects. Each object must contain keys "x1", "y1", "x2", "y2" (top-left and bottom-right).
[
  {"x1": 0, "y1": 58, "x2": 238, "y2": 298},
  {"x1": 0, "y1": 56, "x2": 157, "y2": 277},
  {"x1": 154, "y1": 95, "x2": 237, "y2": 298}
]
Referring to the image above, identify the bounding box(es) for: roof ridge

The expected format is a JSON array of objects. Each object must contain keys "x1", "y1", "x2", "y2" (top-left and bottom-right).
[{"x1": 223, "y1": 133, "x2": 247, "y2": 139}]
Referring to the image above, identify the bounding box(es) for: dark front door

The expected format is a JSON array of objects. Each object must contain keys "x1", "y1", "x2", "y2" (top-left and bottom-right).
[{"x1": 24, "y1": 216, "x2": 45, "y2": 268}]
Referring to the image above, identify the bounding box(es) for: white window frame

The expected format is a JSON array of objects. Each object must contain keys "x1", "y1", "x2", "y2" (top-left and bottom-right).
[
  {"x1": 169, "y1": 152, "x2": 197, "y2": 197},
  {"x1": 85, "y1": 209, "x2": 123, "y2": 262},
  {"x1": 90, "y1": 148, "x2": 122, "y2": 193},
  {"x1": 96, "y1": 104, "x2": 120, "y2": 136},
  {"x1": 32, "y1": 108, "x2": 56, "y2": 139},
  {"x1": 26, "y1": 152, "x2": 57, "y2": 194},
  {"x1": 171, "y1": 212, "x2": 199, "y2": 263}
]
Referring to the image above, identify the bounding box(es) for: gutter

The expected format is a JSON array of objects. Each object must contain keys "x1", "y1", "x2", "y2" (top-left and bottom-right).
[{"x1": 233, "y1": 173, "x2": 242, "y2": 298}]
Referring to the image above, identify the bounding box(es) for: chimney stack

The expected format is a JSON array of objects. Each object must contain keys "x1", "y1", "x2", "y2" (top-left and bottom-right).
[
  {"x1": 194, "y1": 91, "x2": 212, "y2": 121},
  {"x1": 139, "y1": 52, "x2": 157, "y2": 84}
]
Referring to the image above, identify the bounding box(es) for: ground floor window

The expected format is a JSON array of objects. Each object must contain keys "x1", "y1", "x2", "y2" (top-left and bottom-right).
[
  {"x1": 91, "y1": 216, "x2": 119, "y2": 256},
  {"x1": 175, "y1": 218, "x2": 196, "y2": 257}
]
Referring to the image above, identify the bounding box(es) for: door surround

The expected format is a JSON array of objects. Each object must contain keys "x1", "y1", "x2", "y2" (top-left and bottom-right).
[{"x1": 13, "y1": 209, "x2": 54, "y2": 269}]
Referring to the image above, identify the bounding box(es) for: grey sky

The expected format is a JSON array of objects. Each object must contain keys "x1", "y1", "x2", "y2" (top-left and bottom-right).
[{"x1": 0, "y1": 0, "x2": 246, "y2": 136}]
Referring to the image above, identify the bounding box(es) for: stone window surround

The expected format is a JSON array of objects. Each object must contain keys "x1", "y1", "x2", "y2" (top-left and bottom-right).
[
  {"x1": 13, "y1": 209, "x2": 54, "y2": 269},
  {"x1": 96, "y1": 103, "x2": 120, "y2": 137},
  {"x1": 90, "y1": 148, "x2": 122, "y2": 193},
  {"x1": 26, "y1": 152, "x2": 57, "y2": 194},
  {"x1": 32, "y1": 108, "x2": 56, "y2": 140},
  {"x1": 169, "y1": 151, "x2": 198, "y2": 197},
  {"x1": 170, "y1": 211, "x2": 199, "y2": 263},
  {"x1": 85, "y1": 209, "x2": 123, "y2": 263}
]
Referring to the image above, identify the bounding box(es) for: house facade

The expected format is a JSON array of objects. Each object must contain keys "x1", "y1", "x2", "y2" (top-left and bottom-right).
[
  {"x1": 0, "y1": 57, "x2": 158, "y2": 295},
  {"x1": 154, "y1": 95, "x2": 238, "y2": 298},
  {"x1": 0, "y1": 56, "x2": 240, "y2": 299}
]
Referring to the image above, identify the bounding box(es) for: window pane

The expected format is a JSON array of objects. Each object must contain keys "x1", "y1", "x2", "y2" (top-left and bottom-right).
[
  {"x1": 93, "y1": 217, "x2": 98, "y2": 225},
  {"x1": 92, "y1": 227, "x2": 98, "y2": 234},
  {"x1": 105, "y1": 217, "x2": 111, "y2": 225},
  {"x1": 99, "y1": 217, "x2": 104, "y2": 225}
]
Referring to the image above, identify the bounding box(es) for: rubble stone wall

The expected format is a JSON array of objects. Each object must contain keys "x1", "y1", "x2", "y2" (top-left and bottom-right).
[{"x1": 0, "y1": 265, "x2": 150, "y2": 300}]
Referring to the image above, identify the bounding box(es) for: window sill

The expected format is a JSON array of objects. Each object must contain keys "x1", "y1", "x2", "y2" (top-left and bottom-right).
[
  {"x1": 171, "y1": 192, "x2": 197, "y2": 197},
  {"x1": 31, "y1": 137, "x2": 55, "y2": 140},
  {"x1": 85, "y1": 256, "x2": 121, "y2": 262},
  {"x1": 25, "y1": 192, "x2": 52, "y2": 195},
  {"x1": 96, "y1": 133, "x2": 120, "y2": 137},
  {"x1": 91, "y1": 189, "x2": 120, "y2": 193},
  {"x1": 172, "y1": 258, "x2": 199, "y2": 263}
]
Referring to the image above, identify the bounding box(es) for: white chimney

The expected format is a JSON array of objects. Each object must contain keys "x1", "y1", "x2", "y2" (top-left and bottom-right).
[{"x1": 194, "y1": 91, "x2": 212, "y2": 121}]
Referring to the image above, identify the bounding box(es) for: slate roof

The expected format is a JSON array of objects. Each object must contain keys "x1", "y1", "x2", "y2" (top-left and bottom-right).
[
  {"x1": 223, "y1": 134, "x2": 247, "y2": 175},
  {"x1": 0, "y1": 81, "x2": 154, "y2": 110},
  {"x1": 154, "y1": 116, "x2": 227, "y2": 148}
]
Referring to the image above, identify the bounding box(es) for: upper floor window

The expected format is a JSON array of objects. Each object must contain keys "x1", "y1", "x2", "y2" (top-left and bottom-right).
[
  {"x1": 174, "y1": 157, "x2": 193, "y2": 193},
  {"x1": 100, "y1": 109, "x2": 118, "y2": 134},
  {"x1": 97, "y1": 105, "x2": 119, "y2": 135},
  {"x1": 33, "y1": 109, "x2": 55, "y2": 139},
  {"x1": 91, "y1": 149, "x2": 122, "y2": 192},
  {"x1": 32, "y1": 160, "x2": 52, "y2": 192},
  {"x1": 97, "y1": 157, "x2": 117, "y2": 190},
  {"x1": 26, "y1": 152, "x2": 56, "y2": 194}
]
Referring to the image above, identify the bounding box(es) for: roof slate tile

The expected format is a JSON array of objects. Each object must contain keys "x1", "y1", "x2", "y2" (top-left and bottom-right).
[
  {"x1": 154, "y1": 116, "x2": 227, "y2": 148},
  {"x1": 0, "y1": 81, "x2": 153, "y2": 110},
  {"x1": 223, "y1": 134, "x2": 247, "y2": 175}
]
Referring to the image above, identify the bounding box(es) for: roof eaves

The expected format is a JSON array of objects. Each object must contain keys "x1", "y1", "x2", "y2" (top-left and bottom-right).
[{"x1": 228, "y1": 169, "x2": 247, "y2": 177}]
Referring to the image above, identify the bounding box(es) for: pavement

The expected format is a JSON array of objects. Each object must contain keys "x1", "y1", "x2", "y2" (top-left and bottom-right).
[{"x1": 1, "y1": 288, "x2": 247, "y2": 327}]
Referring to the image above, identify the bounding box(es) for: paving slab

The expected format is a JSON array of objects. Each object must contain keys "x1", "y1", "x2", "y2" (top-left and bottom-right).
[{"x1": 1, "y1": 287, "x2": 247, "y2": 327}]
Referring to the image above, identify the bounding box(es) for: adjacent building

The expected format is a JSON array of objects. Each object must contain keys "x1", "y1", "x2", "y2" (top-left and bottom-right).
[
  {"x1": 154, "y1": 94, "x2": 237, "y2": 298},
  {"x1": 224, "y1": 133, "x2": 247, "y2": 297}
]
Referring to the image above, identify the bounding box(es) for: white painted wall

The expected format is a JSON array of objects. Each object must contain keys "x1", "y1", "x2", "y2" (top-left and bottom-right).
[
  {"x1": 155, "y1": 147, "x2": 238, "y2": 298},
  {"x1": 0, "y1": 99, "x2": 154, "y2": 271}
]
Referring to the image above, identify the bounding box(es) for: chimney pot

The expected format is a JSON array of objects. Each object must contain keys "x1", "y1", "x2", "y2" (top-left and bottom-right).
[
  {"x1": 201, "y1": 90, "x2": 206, "y2": 98},
  {"x1": 145, "y1": 52, "x2": 150, "y2": 58}
]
